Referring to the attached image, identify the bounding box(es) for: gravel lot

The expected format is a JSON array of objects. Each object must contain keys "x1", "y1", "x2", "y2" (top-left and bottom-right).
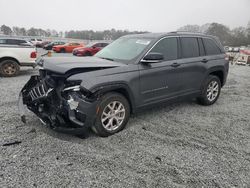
[{"x1": 0, "y1": 65, "x2": 250, "y2": 188}]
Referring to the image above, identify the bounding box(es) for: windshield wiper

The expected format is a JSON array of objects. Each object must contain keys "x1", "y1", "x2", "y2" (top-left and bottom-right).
[{"x1": 99, "y1": 57, "x2": 114, "y2": 61}]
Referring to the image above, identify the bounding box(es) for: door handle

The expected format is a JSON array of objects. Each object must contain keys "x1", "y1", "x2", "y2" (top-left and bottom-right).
[
  {"x1": 201, "y1": 58, "x2": 208, "y2": 63},
  {"x1": 171, "y1": 62, "x2": 180, "y2": 68}
]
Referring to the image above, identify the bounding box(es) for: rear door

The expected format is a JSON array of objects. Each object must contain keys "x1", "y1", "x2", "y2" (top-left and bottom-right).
[
  {"x1": 176, "y1": 37, "x2": 207, "y2": 94},
  {"x1": 139, "y1": 37, "x2": 183, "y2": 105}
]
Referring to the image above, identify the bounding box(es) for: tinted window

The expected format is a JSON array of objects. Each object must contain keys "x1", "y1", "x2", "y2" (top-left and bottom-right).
[
  {"x1": 7, "y1": 39, "x2": 18, "y2": 45},
  {"x1": 6, "y1": 39, "x2": 27, "y2": 45},
  {"x1": 102, "y1": 43, "x2": 109, "y2": 47},
  {"x1": 198, "y1": 38, "x2": 205, "y2": 56},
  {"x1": 203, "y1": 38, "x2": 221, "y2": 55},
  {"x1": 181, "y1": 37, "x2": 199, "y2": 58},
  {"x1": 93, "y1": 43, "x2": 102, "y2": 47},
  {"x1": 150, "y1": 37, "x2": 178, "y2": 61}
]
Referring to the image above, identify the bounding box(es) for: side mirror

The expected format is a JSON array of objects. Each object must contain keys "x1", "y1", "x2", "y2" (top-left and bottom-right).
[
  {"x1": 92, "y1": 46, "x2": 96, "y2": 49},
  {"x1": 141, "y1": 52, "x2": 164, "y2": 63}
]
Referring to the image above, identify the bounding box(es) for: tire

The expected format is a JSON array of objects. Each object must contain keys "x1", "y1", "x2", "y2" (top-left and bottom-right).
[
  {"x1": 92, "y1": 92, "x2": 130, "y2": 137},
  {"x1": 197, "y1": 75, "x2": 221, "y2": 106},
  {"x1": 0, "y1": 60, "x2": 20, "y2": 77},
  {"x1": 60, "y1": 48, "x2": 66, "y2": 53}
]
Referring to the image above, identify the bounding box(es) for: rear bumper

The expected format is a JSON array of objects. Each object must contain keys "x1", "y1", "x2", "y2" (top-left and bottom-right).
[
  {"x1": 20, "y1": 61, "x2": 37, "y2": 67},
  {"x1": 18, "y1": 76, "x2": 98, "y2": 134}
]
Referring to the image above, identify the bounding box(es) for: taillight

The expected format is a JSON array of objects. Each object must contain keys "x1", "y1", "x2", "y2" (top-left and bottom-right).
[{"x1": 30, "y1": 51, "x2": 37, "y2": 58}]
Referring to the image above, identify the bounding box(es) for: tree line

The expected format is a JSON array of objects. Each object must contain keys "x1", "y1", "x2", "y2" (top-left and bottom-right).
[
  {"x1": 1, "y1": 22, "x2": 250, "y2": 46},
  {"x1": 0, "y1": 25, "x2": 147, "y2": 41},
  {"x1": 178, "y1": 22, "x2": 250, "y2": 46}
]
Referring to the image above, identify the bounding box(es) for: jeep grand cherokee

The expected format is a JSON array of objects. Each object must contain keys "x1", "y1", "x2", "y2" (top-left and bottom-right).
[{"x1": 19, "y1": 32, "x2": 229, "y2": 137}]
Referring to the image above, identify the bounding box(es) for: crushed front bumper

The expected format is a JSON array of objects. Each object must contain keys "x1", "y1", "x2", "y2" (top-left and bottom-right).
[{"x1": 18, "y1": 75, "x2": 98, "y2": 134}]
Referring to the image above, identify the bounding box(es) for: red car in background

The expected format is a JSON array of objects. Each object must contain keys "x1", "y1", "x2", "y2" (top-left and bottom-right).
[
  {"x1": 72, "y1": 42, "x2": 109, "y2": 56},
  {"x1": 53, "y1": 42, "x2": 84, "y2": 53}
]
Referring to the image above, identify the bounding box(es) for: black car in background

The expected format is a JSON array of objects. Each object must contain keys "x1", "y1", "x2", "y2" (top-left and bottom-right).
[
  {"x1": 19, "y1": 32, "x2": 229, "y2": 137},
  {"x1": 43, "y1": 41, "x2": 66, "y2": 50}
]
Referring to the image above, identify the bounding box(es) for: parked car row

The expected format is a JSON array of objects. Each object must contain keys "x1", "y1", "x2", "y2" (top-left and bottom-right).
[
  {"x1": 73, "y1": 42, "x2": 109, "y2": 56},
  {"x1": 52, "y1": 42, "x2": 84, "y2": 53}
]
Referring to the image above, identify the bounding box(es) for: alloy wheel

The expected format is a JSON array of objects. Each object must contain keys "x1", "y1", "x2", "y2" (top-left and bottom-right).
[
  {"x1": 101, "y1": 101, "x2": 126, "y2": 131},
  {"x1": 3, "y1": 63, "x2": 17, "y2": 75},
  {"x1": 206, "y1": 80, "x2": 219, "y2": 102}
]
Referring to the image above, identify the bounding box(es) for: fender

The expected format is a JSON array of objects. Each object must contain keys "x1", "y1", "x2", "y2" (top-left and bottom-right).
[
  {"x1": 201, "y1": 65, "x2": 226, "y2": 90},
  {"x1": 90, "y1": 82, "x2": 136, "y2": 113}
]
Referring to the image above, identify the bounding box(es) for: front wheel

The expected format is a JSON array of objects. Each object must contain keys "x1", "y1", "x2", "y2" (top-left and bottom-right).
[
  {"x1": 60, "y1": 48, "x2": 66, "y2": 53},
  {"x1": 84, "y1": 51, "x2": 91, "y2": 56},
  {"x1": 197, "y1": 75, "x2": 221, "y2": 106},
  {"x1": 92, "y1": 92, "x2": 130, "y2": 137}
]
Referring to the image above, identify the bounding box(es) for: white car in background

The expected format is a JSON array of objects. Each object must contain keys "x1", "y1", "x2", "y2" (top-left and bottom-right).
[
  {"x1": 0, "y1": 38, "x2": 37, "y2": 77},
  {"x1": 30, "y1": 38, "x2": 43, "y2": 46}
]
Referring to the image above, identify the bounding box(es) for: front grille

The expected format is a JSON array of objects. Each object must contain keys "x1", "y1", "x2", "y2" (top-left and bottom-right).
[{"x1": 29, "y1": 83, "x2": 51, "y2": 101}]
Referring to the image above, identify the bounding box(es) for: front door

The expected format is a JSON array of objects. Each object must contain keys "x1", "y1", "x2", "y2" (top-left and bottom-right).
[{"x1": 139, "y1": 37, "x2": 183, "y2": 106}]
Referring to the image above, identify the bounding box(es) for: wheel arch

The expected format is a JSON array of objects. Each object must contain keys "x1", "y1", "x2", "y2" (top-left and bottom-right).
[
  {"x1": 0, "y1": 56, "x2": 20, "y2": 65},
  {"x1": 92, "y1": 83, "x2": 136, "y2": 114},
  {"x1": 208, "y1": 70, "x2": 224, "y2": 87}
]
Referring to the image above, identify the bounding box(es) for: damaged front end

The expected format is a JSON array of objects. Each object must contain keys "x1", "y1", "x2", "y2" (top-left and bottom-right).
[{"x1": 18, "y1": 69, "x2": 99, "y2": 134}]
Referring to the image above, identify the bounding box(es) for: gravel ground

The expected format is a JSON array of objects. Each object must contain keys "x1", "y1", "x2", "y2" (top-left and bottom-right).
[{"x1": 0, "y1": 65, "x2": 250, "y2": 188}]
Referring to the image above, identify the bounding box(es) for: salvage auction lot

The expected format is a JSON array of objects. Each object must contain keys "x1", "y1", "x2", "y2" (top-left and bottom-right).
[{"x1": 0, "y1": 66, "x2": 250, "y2": 187}]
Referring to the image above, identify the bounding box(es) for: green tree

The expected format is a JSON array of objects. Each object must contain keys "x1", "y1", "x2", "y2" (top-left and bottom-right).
[
  {"x1": 205, "y1": 23, "x2": 232, "y2": 45},
  {"x1": 1, "y1": 25, "x2": 12, "y2": 35}
]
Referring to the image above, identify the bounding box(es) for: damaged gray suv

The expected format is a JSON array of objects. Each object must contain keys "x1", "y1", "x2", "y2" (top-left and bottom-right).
[{"x1": 19, "y1": 32, "x2": 229, "y2": 137}]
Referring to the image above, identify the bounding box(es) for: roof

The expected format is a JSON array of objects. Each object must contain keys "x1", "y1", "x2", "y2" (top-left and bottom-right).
[{"x1": 123, "y1": 31, "x2": 213, "y2": 39}]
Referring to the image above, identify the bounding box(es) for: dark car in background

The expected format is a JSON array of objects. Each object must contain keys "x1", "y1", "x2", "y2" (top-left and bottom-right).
[
  {"x1": 73, "y1": 42, "x2": 109, "y2": 56},
  {"x1": 19, "y1": 32, "x2": 229, "y2": 137},
  {"x1": 43, "y1": 41, "x2": 66, "y2": 50},
  {"x1": 36, "y1": 41, "x2": 51, "y2": 48}
]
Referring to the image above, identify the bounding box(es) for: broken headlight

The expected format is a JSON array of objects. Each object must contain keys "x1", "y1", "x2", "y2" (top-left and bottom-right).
[{"x1": 62, "y1": 81, "x2": 91, "y2": 100}]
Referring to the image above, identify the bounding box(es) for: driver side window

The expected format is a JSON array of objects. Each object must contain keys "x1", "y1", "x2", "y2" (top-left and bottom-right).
[{"x1": 150, "y1": 37, "x2": 178, "y2": 61}]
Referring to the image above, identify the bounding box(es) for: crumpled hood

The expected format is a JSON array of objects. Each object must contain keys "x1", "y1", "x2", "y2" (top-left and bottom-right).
[{"x1": 39, "y1": 56, "x2": 126, "y2": 74}]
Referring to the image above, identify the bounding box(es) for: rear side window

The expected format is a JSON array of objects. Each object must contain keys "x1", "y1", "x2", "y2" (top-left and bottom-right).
[
  {"x1": 180, "y1": 37, "x2": 199, "y2": 58},
  {"x1": 6, "y1": 39, "x2": 18, "y2": 45},
  {"x1": 198, "y1": 38, "x2": 205, "y2": 56},
  {"x1": 203, "y1": 38, "x2": 221, "y2": 55},
  {"x1": 6, "y1": 39, "x2": 26, "y2": 45},
  {"x1": 150, "y1": 37, "x2": 178, "y2": 61}
]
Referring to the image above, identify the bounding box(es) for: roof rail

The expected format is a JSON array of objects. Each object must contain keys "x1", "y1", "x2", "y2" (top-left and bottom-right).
[{"x1": 172, "y1": 31, "x2": 204, "y2": 34}]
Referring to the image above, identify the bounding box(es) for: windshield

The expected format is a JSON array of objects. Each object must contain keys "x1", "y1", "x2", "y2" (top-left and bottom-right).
[{"x1": 95, "y1": 37, "x2": 152, "y2": 62}]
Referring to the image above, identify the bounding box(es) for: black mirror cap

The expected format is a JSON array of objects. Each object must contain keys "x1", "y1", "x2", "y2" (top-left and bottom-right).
[{"x1": 142, "y1": 52, "x2": 164, "y2": 63}]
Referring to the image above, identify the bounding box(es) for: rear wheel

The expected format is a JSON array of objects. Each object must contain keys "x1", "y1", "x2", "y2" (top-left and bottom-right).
[
  {"x1": 92, "y1": 92, "x2": 130, "y2": 137},
  {"x1": 0, "y1": 60, "x2": 20, "y2": 77},
  {"x1": 197, "y1": 75, "x2": 221, "y2": 106}
]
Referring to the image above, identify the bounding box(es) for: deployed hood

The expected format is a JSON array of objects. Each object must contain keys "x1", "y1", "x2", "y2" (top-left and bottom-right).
[{"x1": 38, "y1": 56, "x2": 126, "y2": 74}]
